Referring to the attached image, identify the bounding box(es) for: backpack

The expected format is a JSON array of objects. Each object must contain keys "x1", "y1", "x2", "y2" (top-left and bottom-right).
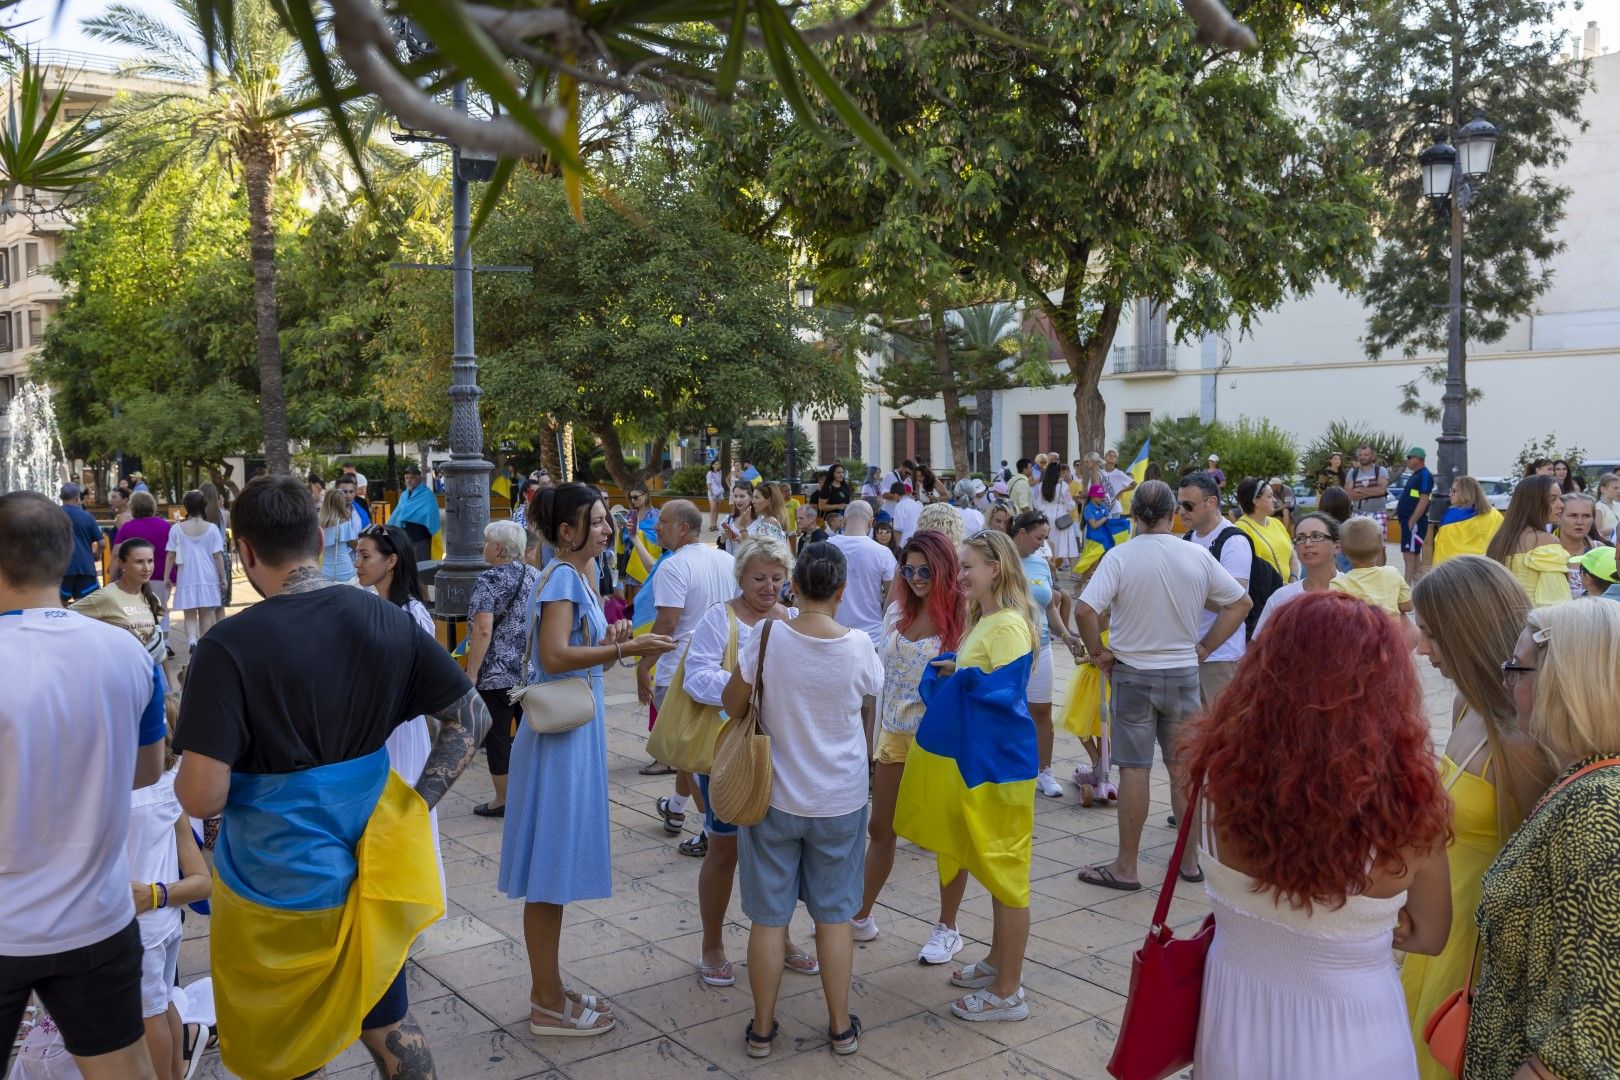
[{"x1": 1184, "y1": 525, "x2": 1284, "y2": 639}]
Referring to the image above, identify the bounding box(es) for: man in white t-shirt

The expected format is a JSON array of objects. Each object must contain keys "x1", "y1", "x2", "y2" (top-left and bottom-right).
[
  {"x1": 886, "y1": 483, "x2": 922, "y2": 546},
  {"x1": 1074, "y1": 481, "x2": 1249, "y2": 892},
  {"x1": 1, "y1": 492, "x2": 167, "y2": 1080},
  {"x1": 829, "y1": 500, "x2": 898, "y2": 646},
  {"x1": 1102, "y1": 448, "x2": 1138, "y2": 514},
  {"x1": 953, "y1": 479, "x2": 986, "y2": 535},
  {"x1": 640, "y1": 499, "x2": 739, "y2": 834},
  {"x1": 1177, "y1": 471, "x2": 1250, "y2": 704}
]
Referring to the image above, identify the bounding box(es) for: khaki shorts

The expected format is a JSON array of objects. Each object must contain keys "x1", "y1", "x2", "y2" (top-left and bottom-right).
[
  {"x1": 1198, "y1": 661, "x2": 1238, "y2": 708},
  {"x1": 874, "y1": 728, "x2": 913, "y2": 765}
]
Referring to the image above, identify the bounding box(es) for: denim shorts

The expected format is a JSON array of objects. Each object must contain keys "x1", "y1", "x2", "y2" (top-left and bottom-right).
[
  {"x1": 1109, "y1": 664, "x2": 1201, "y2": 769},
  {"x1": 695, "y1": 773, "x2": 736, "y2": 837},
  {"x1": 738, "y1": 804, "x2": 868, "y2": 926}
]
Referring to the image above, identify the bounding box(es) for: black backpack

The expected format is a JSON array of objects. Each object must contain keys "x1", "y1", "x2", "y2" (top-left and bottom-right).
[{"x1": 1184, "y1": 525, "x2": 1284, "y2": 638}]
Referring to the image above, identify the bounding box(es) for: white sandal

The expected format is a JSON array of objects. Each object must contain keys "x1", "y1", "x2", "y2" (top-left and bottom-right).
[
  {"x1": 529, "y1": 997, "x2": 616, "y2": 1038},
  {"x1": 951, "y1": 986, "x2": 1029, "y2": 1022},
  {"x1": 949, "y1": 959, "x2": 997, "y2": 989},
  {"x1": 535, "y1": 992, "x2": 613, "y2": 1016}
]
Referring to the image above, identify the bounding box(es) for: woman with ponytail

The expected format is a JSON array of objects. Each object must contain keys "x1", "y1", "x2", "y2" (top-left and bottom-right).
[{"x1": 73, "y1": 537, "x2": 167, "y2": 659}]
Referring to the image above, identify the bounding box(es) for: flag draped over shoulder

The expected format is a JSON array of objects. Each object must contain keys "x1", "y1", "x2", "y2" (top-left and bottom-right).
[
  {"x1": 894, "y1": 650, "x2": 1038, "y2": 907},
  {"x1": 1430, "y1": 505, "x2": 1502, "y2": 565},
  {"x1": 209, "y1": 748, "x2": 441, "y2": 1080},
  {"x1": 1119, "y1": 438, "x2": 1151, "y2": 514},
  {"x1": 387, "y1": 484, "x2": 440, "y2": 536},
  {"x1": 1077, "y1": 506, "x2": 1130, "y2": 574},
  {"x1": 631, "y1": 551, "x2": 665, "y2": 635}
]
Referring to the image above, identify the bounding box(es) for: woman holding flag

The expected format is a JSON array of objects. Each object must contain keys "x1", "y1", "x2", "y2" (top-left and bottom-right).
[
  {"x1": 1423, "y1": 475, "x2": 1503, "y2": 567},
  {"x1": 895, "y1": 530, "x2": 1041, "y2": 1024}
]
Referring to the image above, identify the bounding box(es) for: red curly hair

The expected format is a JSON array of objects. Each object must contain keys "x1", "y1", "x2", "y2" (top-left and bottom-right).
[
  {"x1": 897, "y1": 530, "x2": 965, "y2": 651},
  {"x1": 1179, "y1": 591, "x2": 1451, "y2": 910}
]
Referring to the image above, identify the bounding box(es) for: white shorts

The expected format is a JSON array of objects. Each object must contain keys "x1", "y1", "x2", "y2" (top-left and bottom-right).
[
  {"x1": 140, "y1": 926, "x2": 183, "y2": 1018},
  {"x1": 1027, "y1": 642, "x2": 1054, "y2": 704}
]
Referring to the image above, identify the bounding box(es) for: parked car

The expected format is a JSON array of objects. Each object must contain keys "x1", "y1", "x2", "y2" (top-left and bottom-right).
[
  {"x1": 1291, "y1": 483, "x2": 1318, "y2": 512},
  {"x1": 1386, "y1": 474, "x2": 1514, "y2": 515},
  {"x1": 1579, "y1": 458, "x2": 1619, "y2": 489}
]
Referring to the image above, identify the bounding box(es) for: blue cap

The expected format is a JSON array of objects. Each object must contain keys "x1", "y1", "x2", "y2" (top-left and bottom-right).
[{"x1": 874, "y1": 510, "x2": 894, "y2": 526}]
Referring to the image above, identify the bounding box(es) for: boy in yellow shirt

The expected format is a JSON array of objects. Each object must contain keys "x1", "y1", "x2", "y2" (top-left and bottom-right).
[{"x1": 1330, "y1": 517, "x2": 1414, "y2": 616}]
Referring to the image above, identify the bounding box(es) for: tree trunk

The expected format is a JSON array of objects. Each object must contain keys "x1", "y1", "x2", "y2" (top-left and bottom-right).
[
  {"x1": 975, "y1": 387, "x2": 993, "y2": 478},
  {"x1": 1040, "y1": 288, "x2": 1122, "y2": 456},
  {"x1": 241, "y1": 145, "x2": 289, "y2": 476},
  {"x1": 650, "y1": 435, "x2": 668, "y2": 481},
  {"x1": 848, "y1": 401, "x2": 863, "y2": 462},
  {"x1": 930, "y1": 302, "x2": 971, "y2": 479},
  {"x1": 538, "y1": 418, "x2": 562, "y2": 478},
  {"x1": 595, "y1": 422, "x2": 633, "y2": 490}
]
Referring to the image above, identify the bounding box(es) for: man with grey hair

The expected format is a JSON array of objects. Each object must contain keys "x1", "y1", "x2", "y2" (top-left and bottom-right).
[
  {"x1": 953, "y1": 479, "x2": 986, "y2": 535},
  {"x1": 1074, "y1": 480, "x2": 1249, "y2": 891},
  {"x1": 642, "y1": 499, "x2": 739, "y2": 837}
]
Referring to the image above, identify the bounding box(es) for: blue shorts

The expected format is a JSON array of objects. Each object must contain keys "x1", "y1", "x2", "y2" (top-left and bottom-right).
[
  {"x1": 1399, "y1": 514, "x2": 1428, "y2": 553},
  {"x1": 695, "y1": 773, "x2": 735, "y2": 837},
  {"x1": 738, "y1": 805, "x2": 867, "y2": 926}
]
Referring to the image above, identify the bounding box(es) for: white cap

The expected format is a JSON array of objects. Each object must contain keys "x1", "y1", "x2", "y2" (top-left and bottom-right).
[{"x1": 1208, "y1": 455, "x2": 1220, "y2": 463}]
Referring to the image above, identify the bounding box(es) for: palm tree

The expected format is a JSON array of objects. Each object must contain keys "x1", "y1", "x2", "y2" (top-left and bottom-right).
[
  {"x1": 952, "y1": 303, "x2": 1051, "y2": 476},
  {"x1": 85, "y1": 0, "x2": 372, "y2": 475}
]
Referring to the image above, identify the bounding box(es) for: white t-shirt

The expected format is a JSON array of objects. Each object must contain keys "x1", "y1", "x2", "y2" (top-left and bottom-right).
[
  {"x1": 890, "y1": 496, "x2": 923, "y2": 546},
  {"x1": 736, "y1": 621, "x2": 884, "y2": 817},
  {"x1": 651, "y1": 542, "x2": 738, "y2": 686},
  {"x1": 1078, "y1": 533, "x2": 1246, "y2": 670},
  {"x1": 1104, "y1": 468, "x2": 1135, "y2": 514},
  {"x1": 2, "y1": 609, "x2": 165, "y2": 955},
  {"x1": 828, "y1": 533, "x2": 898, "y2": 645},
  {"x1": 958, "y1": 505, "x2": 986, "y2": 536},
  {"x1": 1186, "y1": 525, "x2": 1251, "y2": 663},
  {"x1": 126, "y1": 768, "x2": 183, "y2": 948}
]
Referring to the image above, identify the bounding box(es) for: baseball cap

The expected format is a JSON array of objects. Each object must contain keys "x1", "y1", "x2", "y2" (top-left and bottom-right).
[
  {"x1": 1207, "y1": 454, "x2": 1220, "y2": 463},
  {"x1": 1570, "y1": 546, "x2": 1619, "y2": 584},
  {"x1": 403, "y1": 463, "x2": 422, "y2": 475},
  {"x1": 1407, "y1": 447, "x2": 1427, "y2": 460},
  {"x1": 874, "y1": 510, "x2": 894, "y2": 526},
  {"x1": 59, "y1": 482, "x2": 82, "y2": 499}
]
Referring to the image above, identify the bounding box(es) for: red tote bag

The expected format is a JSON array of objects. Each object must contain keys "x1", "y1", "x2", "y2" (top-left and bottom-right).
[{"x1": 1107, "y1": 776, "x2": 1215, "y2": 1080}]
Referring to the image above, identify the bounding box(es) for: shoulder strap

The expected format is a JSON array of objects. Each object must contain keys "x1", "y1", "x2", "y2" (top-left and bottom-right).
[
  {"x1": 522, "y1": 562, "x2": 568, "y2": 674},
  {"x1": 1529, "y1": 756, "x2": 1620, "y2": 819},
  {"x1": 748, "y1": 618, "x2": 773, "y2": 726},
  {"x1": 1151, "y1": 773, "x2": 1205, "y2": 933},
  {"x1": 1444, "y1": 731, "x2": 1491, "y2": 792}
]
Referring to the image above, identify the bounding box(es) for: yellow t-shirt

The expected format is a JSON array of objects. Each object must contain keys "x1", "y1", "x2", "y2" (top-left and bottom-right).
[
  {"x1": 72, "y1": 583, "x2": 158, "y2": 644},
  {"x1": 956, "y1": 607, "x2": 1035, "y2": 673},
  {"x1": 1236, "y1": 514, "x2": 1294, "y2": 582},
  {"x1": 1330, "y1": 566, "x2": 1411, "y2": 615}
]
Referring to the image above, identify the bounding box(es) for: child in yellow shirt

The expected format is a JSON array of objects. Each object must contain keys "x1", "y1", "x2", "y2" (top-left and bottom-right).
[{"x1": 1330, "y1": 516, "x2": 1413, "y2": 616}]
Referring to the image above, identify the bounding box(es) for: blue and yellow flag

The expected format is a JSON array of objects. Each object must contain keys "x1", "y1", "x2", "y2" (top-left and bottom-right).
[
  {"x1": 1431, "y1": 504, "x2": 1502, "y2": 565},
  {"x1": 894, "y1": 650, "x2": 1037, "y2": 908},
  {"x1": 210, "y1": 748, "x2": 442, "y2": 1080},
  {"x1": 1076, "y1": 507, "x2": 1130, "y2": 574},
  {"x1": 623, "y1": 517, "x2": 661, "y2": 586},
  {"x1": 1119, "y1": 438, "x2": 1150, "y2": 514},
  {"x1": 631, "y1": 551, "x2": 666, "y2": 636}
]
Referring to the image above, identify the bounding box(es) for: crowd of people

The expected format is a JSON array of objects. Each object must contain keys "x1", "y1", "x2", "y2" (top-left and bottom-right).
[{"x1": 6, "y1": 440, "x2": 1620, "y2": 1080}]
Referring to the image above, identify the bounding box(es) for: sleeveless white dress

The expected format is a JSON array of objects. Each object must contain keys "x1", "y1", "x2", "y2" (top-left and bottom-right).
[
  {"x1": 386, "y1": 598, "x2": 444, "y2": 911},
  {"x1": 1194, "y1": 826, "x2": 1418, "y2": 1079}
]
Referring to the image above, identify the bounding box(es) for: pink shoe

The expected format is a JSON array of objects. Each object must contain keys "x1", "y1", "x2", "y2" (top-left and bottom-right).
[{"x1": 1097, "y1": 780, "x2": 1118, "y2": 803}]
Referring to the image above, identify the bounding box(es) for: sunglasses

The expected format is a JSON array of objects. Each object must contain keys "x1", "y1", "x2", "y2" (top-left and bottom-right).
[
  {"x1": 899, "y1": 565, "x2": 934, "y2": 581},
  {"x1": 359, "y1": 524, "x2": 396, "y2": 551},
  {"x1": 1176, "y1": 499, "x2": 1206, "y2": 513},
  {"x1": 1292, "y1": 532, "x2": 1334, "y2": 547}
]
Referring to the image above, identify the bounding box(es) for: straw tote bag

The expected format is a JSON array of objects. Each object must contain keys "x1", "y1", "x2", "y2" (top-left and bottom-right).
[
  {"x1": 708, "y1": 620, "x2": 774, "y2": 826},
  {"x1": 508, "y1": 563, "x2": 596, "y2": 735},
  {"x1": 645, "y1": 605, "x2": 738, "y2": 774}
]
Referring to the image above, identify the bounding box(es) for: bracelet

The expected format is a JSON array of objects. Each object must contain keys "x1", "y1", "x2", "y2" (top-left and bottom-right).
[
  {"x1": 615, "y1": 642, "x2": 623, "y2": 662},
  {"x1": 157, "y1": 882, "x2": 168, "y2": 909},
  {"x1": 149, "y1": 883, "x2": 160, "y2": 911}
]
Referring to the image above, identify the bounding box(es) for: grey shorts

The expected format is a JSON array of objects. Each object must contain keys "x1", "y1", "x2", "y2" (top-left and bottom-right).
[
  {"x1": 1110, "y1": 663, "x2": 1201, "y2": 769},
  {"x1": 738, "y1": 804, "x2": 867, "y2": 926}
]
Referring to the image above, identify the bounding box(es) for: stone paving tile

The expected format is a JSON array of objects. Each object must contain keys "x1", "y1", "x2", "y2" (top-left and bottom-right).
[{"x1": 163, "y1": 609, "x2": 1454, "y2": 1079}]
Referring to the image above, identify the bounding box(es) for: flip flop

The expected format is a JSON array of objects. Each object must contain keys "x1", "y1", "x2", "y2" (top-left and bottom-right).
[
  {"x1": 699, "y1": 959, "x2": 736, "y2": 987},
  {"x1": 1078, "y1": 865, "x2": 1141, "y2": 891},
  {"x1": 639, "y1": 761, "x2": 676, "y2": 776},
  {"x1": 1179, "y1": 868, "x2": 1206, "y2": 884},
  {"x1": 784, "y1": 949, "x2": 820, "y2": 976}
]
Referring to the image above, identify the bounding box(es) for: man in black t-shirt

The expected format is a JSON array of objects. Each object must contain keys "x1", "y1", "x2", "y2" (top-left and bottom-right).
[{"x1": 174, "y1": 477, "x2": 490, "y2": 1080}]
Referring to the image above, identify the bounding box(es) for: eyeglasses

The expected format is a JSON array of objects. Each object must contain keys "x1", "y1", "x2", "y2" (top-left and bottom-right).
[
  {"x1": 899, "y1": 565, "x2": 934, "y2": 581},
  {"x1": 1176, "y1": 500, "x2": 1204, "y2": 513},
  {"x1": 1500, "y1": 658, "x2": 1537, "y2": 688},
  {"x1": 1292, "y1": 532, "x2": 1334, "y2": 547}
]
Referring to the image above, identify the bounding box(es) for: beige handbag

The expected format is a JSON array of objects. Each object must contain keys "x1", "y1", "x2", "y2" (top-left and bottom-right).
[
  {"x1": 644, "y1": 605, "x2": 737, "y2": 773},
  {"x1": 509, "y1": 563, "x2": 596, "y2": 735},
  {"x1": 708, "y1": 620, "x2": 775, "y2": 826}
]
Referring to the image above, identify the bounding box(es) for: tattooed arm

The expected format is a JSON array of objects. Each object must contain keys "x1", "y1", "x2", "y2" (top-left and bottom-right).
[{"x1": 414, "y1": 686, "x2": 492, "y2": 810}]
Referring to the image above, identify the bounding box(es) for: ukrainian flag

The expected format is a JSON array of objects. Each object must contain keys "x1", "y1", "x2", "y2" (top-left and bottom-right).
[
  {"x1": 741, "y1": 465, "x2": 761, "y2": 485},
  {"x1": 1076, "y1": 510, "x2": 1130, "y2": 575},
  {"x1": 623, "y1": 517, "x2": 661, "y2": 586},
  {"x1": 631, "y1": 551, "x2": 665, "y2": 636},
  {"x1": 1430, "y1": 504, "x2": 1503, "y2": 565},
  {"x1": 1119, "y1": 437, "x2": 1151, "y2": 514},
  {"x1": 210, "y1": 747, "x2": 442, "y2": 1080},
  {"x1": 894, "y1": 650, "x2": 1037, "y2": 908}
]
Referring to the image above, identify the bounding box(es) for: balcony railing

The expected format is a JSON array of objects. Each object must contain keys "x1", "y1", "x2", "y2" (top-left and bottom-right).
[{"x1": 1112, "y1": 343, "x2": 1176, "y2": 375}]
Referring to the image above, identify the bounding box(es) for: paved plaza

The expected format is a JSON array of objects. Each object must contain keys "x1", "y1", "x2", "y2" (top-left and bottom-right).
[{"x1": 170, "y1": 597, "x2": 1453, "y2": 1080}]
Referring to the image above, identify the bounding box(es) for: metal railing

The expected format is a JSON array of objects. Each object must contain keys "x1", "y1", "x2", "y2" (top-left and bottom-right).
[
  {"x1": 28, "y1": 50, "x2": 129, "y2": 75},
  {"x1": 1112, "y1": 343, "x2": 1176, "y2": 374}
]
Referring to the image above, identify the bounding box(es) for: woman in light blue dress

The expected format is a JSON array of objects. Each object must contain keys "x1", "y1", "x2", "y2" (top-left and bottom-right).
[{"x1": 500, "y1": 483, "x2": 674, "y2": 1039}]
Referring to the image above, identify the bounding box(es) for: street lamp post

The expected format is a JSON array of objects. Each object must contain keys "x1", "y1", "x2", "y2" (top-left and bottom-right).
[
  {"x1": 432, "y1": 81, "x2": 498, "y2": 623},
  {"x1": 1417, "y1": 110, "x2": 1498, "y2": 532}
]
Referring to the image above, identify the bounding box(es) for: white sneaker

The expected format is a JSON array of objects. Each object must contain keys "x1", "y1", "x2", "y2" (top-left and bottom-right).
[
  {"x1": 919, "y1": 923, "x2": 964, "y2": 965},
  {"x1": 1035, "y1": 769, "x2": 1064, "y2": 798},
  {"x1": 849, "y1": 915, "x2": 880, "y2": 942}
]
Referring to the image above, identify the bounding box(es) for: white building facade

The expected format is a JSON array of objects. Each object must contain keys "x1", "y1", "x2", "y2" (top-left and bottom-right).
[{"x1": 810, "y1": 47, "x2": 1620, "y2": 480}]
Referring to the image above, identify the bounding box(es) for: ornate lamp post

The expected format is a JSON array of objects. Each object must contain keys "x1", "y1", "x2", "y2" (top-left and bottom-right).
[{"x1": 1417, "y1": 110, "x2": 1498, "y2": 531}]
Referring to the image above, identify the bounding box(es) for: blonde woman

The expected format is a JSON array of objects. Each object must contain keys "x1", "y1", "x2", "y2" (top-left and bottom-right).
[
  {"x1": 914, "y1": 500, "x2": 965, "y2": 547},
  {"x1": 1424, "y1": 475, "x2": 1502, "y2": 566},
  {"x1": 1467, "y1": 601, "x2": 1620, "y2": 1079},
  {"x1": 317, "y1": 487, "x2": 360, "y2": 584},
  {"x1": 918, "y1": 529, "x2": 1040, "y2": 1024},
  {"x1": 1401, "y1": 556, "x2": 1553, "y2": 1079}
]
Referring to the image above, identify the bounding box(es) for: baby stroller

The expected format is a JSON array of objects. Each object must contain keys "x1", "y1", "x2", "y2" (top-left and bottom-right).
[{"x1": 1071, "y1": 672, "x2": 1118, "y2": 806}]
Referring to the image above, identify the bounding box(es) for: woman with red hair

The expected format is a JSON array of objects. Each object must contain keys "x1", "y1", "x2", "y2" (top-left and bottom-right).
[
  {"x1": 849, "y1": 529, "x2": 968, "y2": 965},
  {"x1": 1183, "y1": 591, "x2": 1452, "y2": 1078}
]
